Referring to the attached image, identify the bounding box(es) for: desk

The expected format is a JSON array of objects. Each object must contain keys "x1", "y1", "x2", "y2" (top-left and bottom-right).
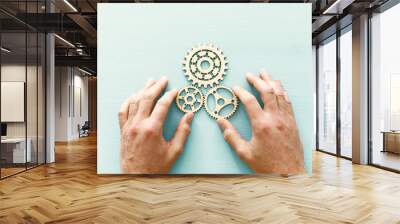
[
  {"x1": 1, "y1": 138, "x2": 31, "y2": 163},
  {"x1": 381, "y1": 131, "x2": 400, "y2": 154}
]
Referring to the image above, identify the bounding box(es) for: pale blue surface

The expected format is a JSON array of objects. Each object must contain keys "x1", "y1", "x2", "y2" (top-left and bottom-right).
[{"x1": 97, "y1": 3, "x2": 313, "y2": 174}]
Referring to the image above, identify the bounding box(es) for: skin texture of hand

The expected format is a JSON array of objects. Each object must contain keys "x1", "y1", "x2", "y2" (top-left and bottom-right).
[
  {"x1": 119, "y1": 77, "x2": 194, "y2": 174},
  {"x1": 217, "y1": 70, "x2": 305, "y2": 175}
]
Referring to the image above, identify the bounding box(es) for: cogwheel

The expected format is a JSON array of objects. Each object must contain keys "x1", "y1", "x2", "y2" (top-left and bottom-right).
[
  {"x1": 204, "y1": 86, "x2": 238, "y2": 119},
  {"x1": 176, "y1": 86, "x2": 204, "y2": 113},
  {"x1": 183, "y1": 44, "x2": 228, "y2": 88}
]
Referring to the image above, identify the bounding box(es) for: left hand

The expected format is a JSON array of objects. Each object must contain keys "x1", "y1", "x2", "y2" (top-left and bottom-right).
[{"x1": 118, "y1": 77, "x2": 194, "y2": 174}]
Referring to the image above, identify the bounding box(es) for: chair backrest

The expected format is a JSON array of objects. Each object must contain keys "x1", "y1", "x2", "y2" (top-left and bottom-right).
[{"x1": 82, "y1": 121, "x2": 90, "y2": 129}]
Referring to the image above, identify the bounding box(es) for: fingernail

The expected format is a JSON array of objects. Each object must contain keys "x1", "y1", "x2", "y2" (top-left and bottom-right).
[
  {"x1": 232, "y1": 86, "x2": 242, "y2": 94},
  {"x1": 161, "y1": 76, "x2": 168, "y2": 81},
  {"x1": 260, "y1": 68, "x2": 267, "y2": 75},
  {"x1": 232, "y1": 86, "x2": 240, "y2": 93},
  {"x1": 245, "y1": 72, "x2": 253, "y2": 78}
]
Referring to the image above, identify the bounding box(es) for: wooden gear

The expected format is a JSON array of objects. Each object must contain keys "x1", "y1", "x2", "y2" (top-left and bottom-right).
[
  {"x1": 183, "y1": 44, "x2": 228, "y2": 88},
  {"x1": 176, "y1": 86, "x2": 204, "y2": 113},
  {"x1": 204, "y1": 86, "x2": 238, "y2": 119}
]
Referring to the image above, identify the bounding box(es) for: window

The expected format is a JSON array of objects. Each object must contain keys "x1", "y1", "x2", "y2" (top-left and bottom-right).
[
  {"x1": 318, "y1": 36, "x2": 337, "y2": 154},
  {"x1": 339, "y1": 28, "x2": 352, "y2": 158},
  {"x1": 0, "y1": 1, "x2": 47, "y2": 179},
  {"x1": 371, "y1": 3, "x2": 400, "y2": 171}
]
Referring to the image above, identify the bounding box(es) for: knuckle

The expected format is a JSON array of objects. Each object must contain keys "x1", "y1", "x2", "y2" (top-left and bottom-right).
[
  {"x1": 257, "y1": 82, "x2": 268, "y2": 91},
  {"x1": 223, "y1": 130, "x2": 231, "y2": 140},
  {"x1": 243, "y1": 95, "x2": 257, "y2": 104},
  {"x1": 259, "y1": 86, "x2": 268, "y2": 94},
  {"x1": 275, "y1": 119, "x2": 286, "y2": 131},
  {"x1": 143, "y1": 124, "x2": 158, "y2": 136},
  {"x1": 263, "y1": 86, "x2": 274, "y2": 95},
  {"x1": 158, "y1": 98, "x2": 170, "y2": 107},
  {"x1": 265, "y1": 83, "x2": 274, "y2": 91},
  {"x1": 127, "y1": 126, "x2": 139, "y2": 136},
  {"x1": 130, "y1": 98, "x2": 139, "y2": 105},
  {"x1": 254, "y1": 120, "x2": 270, "y2": 134},
  {"x1": 143, "y1": 92, "x2": 154, "y2": 101},
  {"x1": 181, "y1": 124, "x2": 190, "y2": 134}
]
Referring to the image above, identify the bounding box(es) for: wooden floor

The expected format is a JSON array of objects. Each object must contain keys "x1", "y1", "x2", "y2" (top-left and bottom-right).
[
  {"x1": 0, "y1": 167, "x2": 26, "y2": 178},
  {"x1": 372, "y1": 150, "x2": 400, "y2": 171},
  {"x1": 1, "y1": 135, "x2": 400, "y2": 223}
]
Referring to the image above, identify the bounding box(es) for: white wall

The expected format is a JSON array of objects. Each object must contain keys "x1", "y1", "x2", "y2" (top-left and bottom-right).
[
  {"x1": 1, "y1": 64, "x2": 46, "y2": 164},
  {"x1": 1, "y1": 65, "x2": 26, "y2": 138},
  {"x1": 55, "y1": 67, "x2": 69, "y2": 141},
  {"x1": 1, "y1": 64, "x2": 42, "y2": 138},
  {"x1": 54, "y1": 67, "x2": 89, "y2": 141},
  {"x1": 72, "y1": 73, "x2": 89, "y2": 138}
]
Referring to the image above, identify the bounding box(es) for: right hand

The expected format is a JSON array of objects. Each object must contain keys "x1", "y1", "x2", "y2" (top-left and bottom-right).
[{"x1": 217, "y1": 70, "x2": 305, "y2": 175}]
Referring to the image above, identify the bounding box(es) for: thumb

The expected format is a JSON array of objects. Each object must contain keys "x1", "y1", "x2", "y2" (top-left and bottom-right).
[
  {"x1": 217, "y1": 118, "x2": 251, "y2": 161},
  {"x1": 169, "y1": 112, "x2": 194, "y2": 159}
]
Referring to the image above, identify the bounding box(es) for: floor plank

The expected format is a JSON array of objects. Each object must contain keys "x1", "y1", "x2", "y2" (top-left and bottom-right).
[{"x1": 1, "y1": 135, "x2": 400, "y2": 223}]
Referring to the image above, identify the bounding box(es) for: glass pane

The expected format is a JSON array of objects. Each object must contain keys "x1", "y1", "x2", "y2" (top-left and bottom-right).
[
  {"x1": 1, "y1": 31, "x2": 27, "y2": 177},
  {"x1": 318, "y1": 37, "x2": 337, "y2": 154},
  {"x1": 27, "y1": 31, "x2": 38, "y2": 169},
  {"x1": 371, "y1": 4, "x2": 400, "y2": 171},
  {"x1": 38, "y1": 33, "x2": 45, "y2": 165},
  {"x1": 340, "y1": 29, "x2": 352, "y2": 158}
]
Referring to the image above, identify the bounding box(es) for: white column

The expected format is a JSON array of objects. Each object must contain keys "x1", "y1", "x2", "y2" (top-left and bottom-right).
[
  {"x1": 352, "y1": 14, "x2": 369, "y2": 164},
  {"x1": 46, "y1": 32, "x2": 55, "y2": 163}
]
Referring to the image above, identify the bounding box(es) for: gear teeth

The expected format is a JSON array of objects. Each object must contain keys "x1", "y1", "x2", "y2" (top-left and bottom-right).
[
  {"x1": 181, "y1": 44, "x2": 238, "y2": 119},
  {"x1": 182, "y1": 43, "x2": 227, "y2": 89},
  {"x1": 176, "y1": 86, "x2": 204, "y2": 113},
  {"x1": 204, "y1": 86, "x2": 238, "y2": 120}
]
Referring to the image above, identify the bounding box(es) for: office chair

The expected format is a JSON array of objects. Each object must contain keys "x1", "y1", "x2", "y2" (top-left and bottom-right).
[{"x1": 79, "y1": 121, "x2": 90, "y2": 138}]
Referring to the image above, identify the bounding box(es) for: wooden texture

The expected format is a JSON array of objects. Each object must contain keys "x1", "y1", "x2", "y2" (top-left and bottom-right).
[
  {"x1": 1, "y1": 135, "x2": 400, "y2": 223},
  {"x1": 383, "y1": 132, "x2": 400, "y2": 154},
  {"x1": 88, "y1": 77, "x2": 97, "y2": 131}
]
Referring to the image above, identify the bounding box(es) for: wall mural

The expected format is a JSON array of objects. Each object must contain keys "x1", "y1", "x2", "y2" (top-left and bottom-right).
[{"x1": 97, "y1": 3, "x2": 313, "y2": 174}]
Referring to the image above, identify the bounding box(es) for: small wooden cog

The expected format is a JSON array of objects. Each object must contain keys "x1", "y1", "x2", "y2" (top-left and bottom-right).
[
  {"x1": 204, "y1": 86, "x2": 238, "y2": 119},
  {"x1": 176, "y1": 86, "x2": 204, "y2": 113}
]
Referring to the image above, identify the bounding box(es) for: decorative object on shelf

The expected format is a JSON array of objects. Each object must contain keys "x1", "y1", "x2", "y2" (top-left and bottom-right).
[{"x1": 176, "y1": 86, "x2": 204, "y2": 113}]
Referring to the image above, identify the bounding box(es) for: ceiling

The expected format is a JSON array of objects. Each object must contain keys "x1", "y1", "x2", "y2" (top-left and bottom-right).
[{"x1": 0, "y1": 0, "x2": 394, "y2": 74}]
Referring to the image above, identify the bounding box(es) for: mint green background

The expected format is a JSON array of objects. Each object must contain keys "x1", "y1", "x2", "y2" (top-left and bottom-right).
[{"x1": 97, "y1": 3, "x2": 313, "y2": 174}]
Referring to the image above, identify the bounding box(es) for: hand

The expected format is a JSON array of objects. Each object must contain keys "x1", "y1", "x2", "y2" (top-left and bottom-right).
[
  {"x1": 217, "y1": 70, "x2": 305, "y2": 175},
  {"x1": 118, "y1": 77, "x2": 194, "y2": 174}
]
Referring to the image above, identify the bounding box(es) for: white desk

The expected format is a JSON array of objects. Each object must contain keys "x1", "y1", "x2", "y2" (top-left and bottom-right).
[{"x1": 1, "y1": 138, "x2": 31, "y2": 163}]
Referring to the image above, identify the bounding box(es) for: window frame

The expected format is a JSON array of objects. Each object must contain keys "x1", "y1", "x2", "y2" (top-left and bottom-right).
[{"x1": 315, "y1": 24, "x2": 353, "y2": 161}]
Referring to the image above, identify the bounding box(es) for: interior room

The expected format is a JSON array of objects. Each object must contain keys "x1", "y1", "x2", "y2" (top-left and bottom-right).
[
  {"x1": 0, "y1": 0, "x2": 399, "y2": 223},
  {"x1": 1, "y1": 27, "x2": 46, "y2": 178}
]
